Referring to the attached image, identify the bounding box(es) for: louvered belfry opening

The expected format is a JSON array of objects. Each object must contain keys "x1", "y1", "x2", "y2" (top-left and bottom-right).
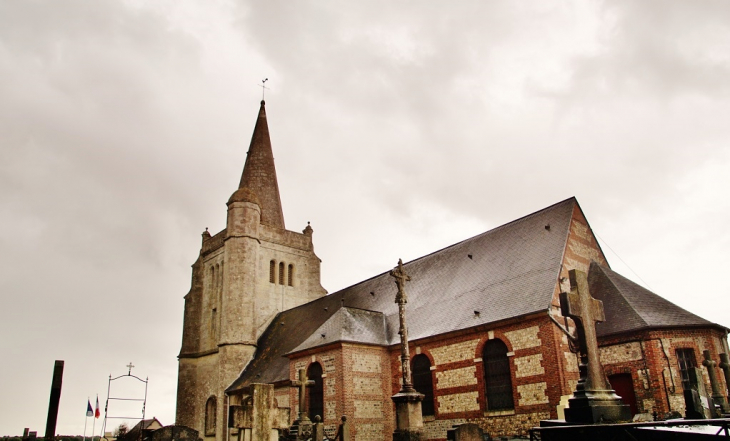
[{"x1": 483, "y1": 339, "x2": 514, "y2": 410}]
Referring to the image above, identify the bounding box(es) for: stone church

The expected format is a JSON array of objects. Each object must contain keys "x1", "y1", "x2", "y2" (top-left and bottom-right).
[{"x1": 176, "y1": 101, "x2": 729, "y2": 440}]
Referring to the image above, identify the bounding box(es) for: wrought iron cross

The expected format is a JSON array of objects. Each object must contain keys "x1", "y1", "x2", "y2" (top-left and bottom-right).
[
  {"x1": 258, "y1": 78, "x2": 269, "y2": 100},
  {"x1": 126, "y1": 362, "x2": 135, "y2": 375},
  {"x1": 390, "y1": 259, "x2": 415, "y2": 393}
]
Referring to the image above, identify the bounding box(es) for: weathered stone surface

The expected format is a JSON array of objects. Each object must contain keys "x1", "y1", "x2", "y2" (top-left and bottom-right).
[
  {"x1": 430, "y1": 340, "x2": 480, "y2": 366},
  {"x1": 504, "y1": 326, "x2": 541, "y2": 350},
  {"x1": 151, "y1": 425, "x2": 201, "y2": 441},
  {"x1": 446, "y1": 423, "x2": 484, "y2": 441},
  {"x1": 435, "y1": 366, "x2": 477, "y2": 389}
]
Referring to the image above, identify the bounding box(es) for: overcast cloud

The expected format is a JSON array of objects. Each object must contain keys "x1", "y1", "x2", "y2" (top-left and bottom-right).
[{"x1": 1, "y1": 0, "x2": 729, "y2": 436}]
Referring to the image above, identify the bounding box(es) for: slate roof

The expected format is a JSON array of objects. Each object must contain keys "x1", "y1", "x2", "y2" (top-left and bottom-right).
[
  {"x1": 227, "y1": 197, "x2": 724, "y2": 393},
  {"x1": 238, "y1": 100, "x2": 285, "y2": 229},
  {"x1": 120, "y1": 418, "x2": 162, "y2": 441},
  {"x1": 227, "y1": 197, "x2": 577, "y2": 392},
  {"x1": 289, "y1": 307, "x2": 388, "y2": 354},
  {"x1": 590, "y1": 262, "x2": 723, "y2": 337}
]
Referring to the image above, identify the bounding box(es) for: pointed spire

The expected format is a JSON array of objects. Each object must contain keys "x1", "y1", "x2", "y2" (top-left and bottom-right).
[{"x1": 238, "y1": 100, "x2": 285, "y2": 229}]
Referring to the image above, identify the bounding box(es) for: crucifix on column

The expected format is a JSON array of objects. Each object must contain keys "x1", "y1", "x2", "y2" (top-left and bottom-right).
[
  {"x1": 291, "y1": 368, "x2": 314, "y2": 423},
  {"x1": 391, "y1": 258, "x2": 415, "y2": 394},
  {"x1": 390, "y1": 259, "x2": 423, "y2": 439}
]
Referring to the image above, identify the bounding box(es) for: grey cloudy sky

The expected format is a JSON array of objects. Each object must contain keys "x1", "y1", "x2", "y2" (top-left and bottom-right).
[{"x1": 1, "y1": 0, "x2": 729, "y2": 436}]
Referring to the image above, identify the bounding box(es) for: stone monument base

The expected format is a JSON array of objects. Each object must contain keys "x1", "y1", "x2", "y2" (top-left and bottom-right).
[
  {"x1": 564, "y1": 399, "x2": 632, "y2": 424},
  {"x1": 392, "y1": 391, "x2": 424, "y2": 441}
]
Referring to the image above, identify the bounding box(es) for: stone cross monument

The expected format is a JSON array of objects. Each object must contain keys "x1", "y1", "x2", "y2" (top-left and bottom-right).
[
  {"x1": 559, "y1": 269, "x2": 631, "y2": 423},
  {"x1": 390, "y1": 259, "x2": 424, "y2": 441},
  {"x1": 702, "y1": 350, "x2": 730, "y2": 414},
  {"x1": 720, "y1": 353, "x2": 730, "y2": 396},
  {"x1": 288, "y1": 368, "x2": 315, "y2": 440}
]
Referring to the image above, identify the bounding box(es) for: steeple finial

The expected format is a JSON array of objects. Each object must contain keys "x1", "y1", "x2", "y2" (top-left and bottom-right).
[
  {"x1": 258, "y1": 78, "x2": 269, "y2": 101},
  {"x1": 237, "y1": 100, "x2": 285, "y2": 229}
]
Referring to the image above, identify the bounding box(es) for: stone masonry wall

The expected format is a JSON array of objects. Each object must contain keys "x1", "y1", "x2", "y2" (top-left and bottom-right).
[{"x1": 389, "y1": 316, "x2": 559, "y2": 439}]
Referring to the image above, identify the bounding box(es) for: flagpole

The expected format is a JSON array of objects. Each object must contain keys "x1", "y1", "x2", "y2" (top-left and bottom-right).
[
  {"x1": 83, "y1": 412, "x2": 88, "y2": 441},
  {"x1": 92, "y1": 395, "x2": 98, "y2": 441}
]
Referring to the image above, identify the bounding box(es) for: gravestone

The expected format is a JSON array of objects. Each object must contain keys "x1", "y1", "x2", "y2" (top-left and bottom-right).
[
  {"x1": 446, "y1": 423, "x2": 486, "y2": 441},
  {"x1": 702, "y1": 350, "x2": 730, "y2": 413},
  {"x1": 150, "y1": 425, "x2": 201, "y2": 441},
  {"x1": 684, "y1": 367, "x2": 713, "y2": 419},
  {"x1": 230, "y1": 383, "x2": 289, "y2": 441},
  {"x1": 559, "y1": 269, "x2": 631, "y2": 423},
  {"x1": 288, "y1": 369, "x2": 315, "y2": 440},
  {"x1": 720, "y1": 353, "x2": 730, "y2": 396}
]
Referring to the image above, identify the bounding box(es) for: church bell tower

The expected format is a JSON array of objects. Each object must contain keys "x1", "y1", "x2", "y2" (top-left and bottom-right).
[{"x1": 176, "y1": 100, "x2": 327, "y2": 440}]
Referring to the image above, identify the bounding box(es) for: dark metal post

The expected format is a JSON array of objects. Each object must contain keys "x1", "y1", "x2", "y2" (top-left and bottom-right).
[{"x1": 44, "y1": 360, "x2": 65, "y2": 441}]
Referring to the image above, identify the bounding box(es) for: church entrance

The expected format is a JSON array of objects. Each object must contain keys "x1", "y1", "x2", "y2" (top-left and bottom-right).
[{"x1": 608, "y1": 373, "x2": 638, "y2": 416}]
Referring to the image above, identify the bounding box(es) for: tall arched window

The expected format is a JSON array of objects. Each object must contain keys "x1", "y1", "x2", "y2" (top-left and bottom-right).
[
  {"x1": 306, "y1": 363, "x2": 324, "y2": 421},
  {"x1": 269, "y1": 260, "x2": 276, "y2": 284},
  {"x1": 412, "y1": 354, "x2": 434, "y2": 416},
  {"x1": 288, "y1": 264, "x2": 294, "y2": 287},
  {"x1": 279, "y1": 262, "x2": 285, "y2": 285},
  {"x1": 205, "y1": 396, "x2": 216, "y2": 436},
  {"x1": 483, "y1": 339, "x2": 514, "y2": 410}
]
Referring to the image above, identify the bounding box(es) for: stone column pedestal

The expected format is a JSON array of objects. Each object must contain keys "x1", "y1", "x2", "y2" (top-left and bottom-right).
[{"x1": 392, "y1": 391, "x2": 424, "y2": 441}]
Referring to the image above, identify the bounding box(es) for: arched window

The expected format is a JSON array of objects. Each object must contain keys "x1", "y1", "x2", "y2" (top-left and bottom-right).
[
  {"x1": 205, "y1": 396, "x2": 216, "y2": 436},
  {"x1": 269, "y1": 260, "x2": 276, "y2": 284},
  {"x1": 306, "y1": 363, "x2": 324, "y2": 421},
  {"x1": 677, "y1": 348, "x2": 698, "y2": 390},
  {"x1": 279, "y1": 262, "x2": 285, "y2": 285},
  {"x1": 288, "y1": 264, "x2": 294, "y2": 287},
  {"x1": 483, "y1": 339, "x2": 514, "y2": 410},
  {"x1": 412, "y1": 354, "x2": 434, "y2": 416}
]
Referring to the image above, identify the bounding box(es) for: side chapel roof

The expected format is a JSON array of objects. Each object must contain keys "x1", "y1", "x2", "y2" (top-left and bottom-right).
[{"x1": 590, "y1": 261, "x2": 719, "y2": 337}]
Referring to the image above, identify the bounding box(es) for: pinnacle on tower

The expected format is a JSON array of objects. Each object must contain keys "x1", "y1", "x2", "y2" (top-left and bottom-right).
[{"x1": 238, "y1": 100, "x2": 285, "y2": 229}]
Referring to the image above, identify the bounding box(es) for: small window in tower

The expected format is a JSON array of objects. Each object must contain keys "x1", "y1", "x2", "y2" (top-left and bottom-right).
[
  {"x1": 205, "y1": 396, "x2": 216, "y2": 436},
  {"x1": 279, "y1": 262, "x2": 285, "y2": 285},
  {"x1": 288, "y1": 264, "x2": 294, "y2": 286},
  {"x1": 269, "y1": 260, "x2": 276, "y2": 284},
  {"x1": 215, "y1": 264, "x2": 220, "y2": 292}
]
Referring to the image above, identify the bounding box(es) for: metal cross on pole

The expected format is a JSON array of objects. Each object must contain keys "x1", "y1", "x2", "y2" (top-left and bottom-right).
[
  {"x1": 258, "y1": 78, "x2": 269, "y2": 100},
  {"x1": 390, "y1": 258, "x2": 415, "y2": 393},
  {"x1": 126, "y1": 362, "x2": 135, "y2": 375}
]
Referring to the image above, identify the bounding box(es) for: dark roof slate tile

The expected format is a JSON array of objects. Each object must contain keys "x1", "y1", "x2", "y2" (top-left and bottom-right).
[{"x1": 227, "y1": 197, "x2": 577, "y2": 392}]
